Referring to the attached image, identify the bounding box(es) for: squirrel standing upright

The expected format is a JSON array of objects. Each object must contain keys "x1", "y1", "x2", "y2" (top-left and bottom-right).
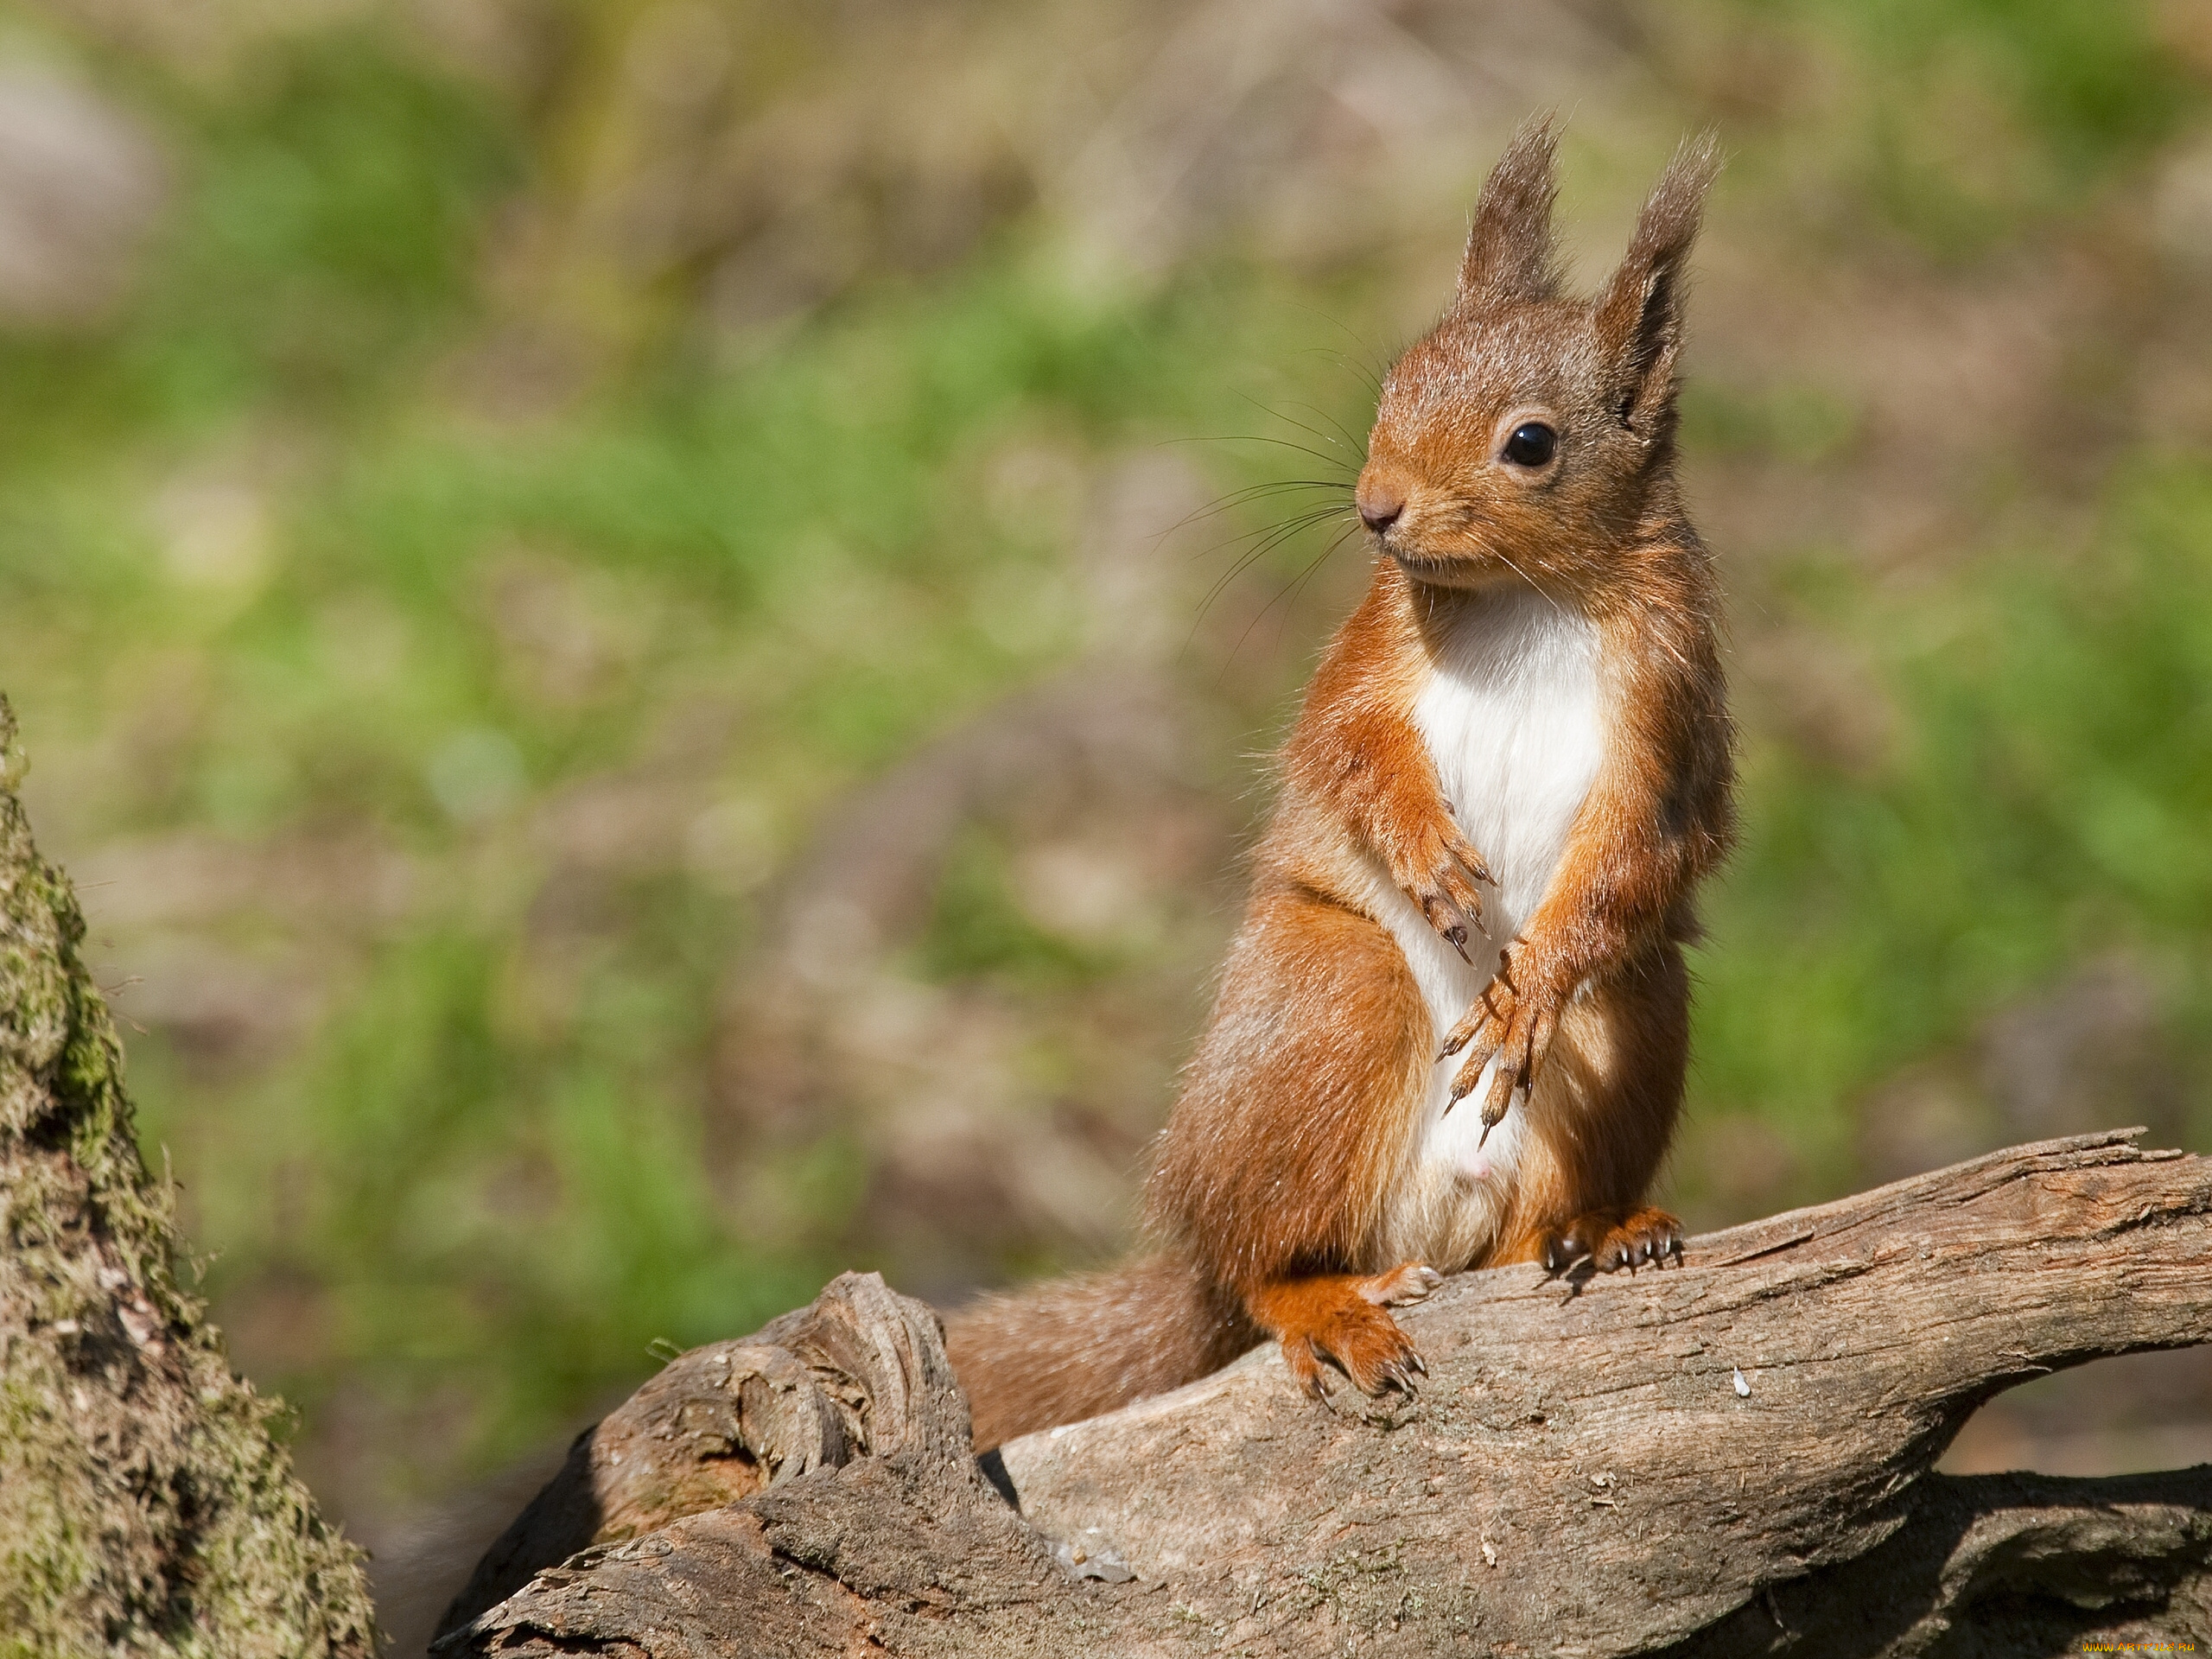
[{"x1": 945, "y1": 118, "x2": 1736, "y2": 1452}]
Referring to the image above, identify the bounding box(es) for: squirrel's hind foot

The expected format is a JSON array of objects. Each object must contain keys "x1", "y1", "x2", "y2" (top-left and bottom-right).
[
  {"x1": 1249, "y1": 1264, "x2": 1440, "y2": 1402},
  {"x1": 1537, "y1": 1207, "x2": 1683, "y2": 1276}
]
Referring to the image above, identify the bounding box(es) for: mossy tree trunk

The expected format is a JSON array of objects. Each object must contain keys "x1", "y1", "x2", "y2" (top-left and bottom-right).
[{"x1": 0, "y1": 697, "x2": 375, "y2": 1658}]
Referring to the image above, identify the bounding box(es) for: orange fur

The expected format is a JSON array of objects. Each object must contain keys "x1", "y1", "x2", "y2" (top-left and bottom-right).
[
  {"x1": 944, "y1": 117, "x2": 1735, "y2": 1451},
  {"x1": 1246, "y1": 1264, "x2": 1437, "y2": 1399},
  {"x1": 1147, "y1": 883, "x2": 1435, "y2": 1298}
]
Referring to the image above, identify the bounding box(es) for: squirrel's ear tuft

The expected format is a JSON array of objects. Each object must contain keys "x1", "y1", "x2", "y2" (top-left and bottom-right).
[
  {"x1": 1459, "y1": 114, "x2": 1563, "y2": 303},
  {"x1": 1596, "y1": 131, "x2": 1722, "y2": 435}
]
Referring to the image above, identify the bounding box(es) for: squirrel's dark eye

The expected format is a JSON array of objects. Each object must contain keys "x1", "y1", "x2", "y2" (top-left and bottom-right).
[{"x1": 1502, "y1": 422, "x2": 1557, "y2": 467}]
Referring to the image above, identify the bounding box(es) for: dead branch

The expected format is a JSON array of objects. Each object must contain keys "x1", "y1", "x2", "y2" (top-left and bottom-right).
[{"x1": 435, "y1": 1130, "x2": 2212, "y2": 1656}]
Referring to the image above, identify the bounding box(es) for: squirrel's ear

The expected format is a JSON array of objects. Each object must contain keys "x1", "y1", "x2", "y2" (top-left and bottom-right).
[
  {"x1": 1595, "y1": 132, "x2": 1721, "y2": 435},
  {"x1": 1459, "y1": 114, "x2": 1563, "y2": 302}
]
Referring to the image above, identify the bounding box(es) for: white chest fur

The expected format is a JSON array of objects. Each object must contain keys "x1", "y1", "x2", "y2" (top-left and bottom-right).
[{"x1": 1363, "y1": 585, "x2": 1607, "y2": 1268}]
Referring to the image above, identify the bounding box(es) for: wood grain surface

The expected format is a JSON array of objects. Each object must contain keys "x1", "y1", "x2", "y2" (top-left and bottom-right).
[{"x1": 436, "y1": 1130, "x2": 2212, "y2": 1656}]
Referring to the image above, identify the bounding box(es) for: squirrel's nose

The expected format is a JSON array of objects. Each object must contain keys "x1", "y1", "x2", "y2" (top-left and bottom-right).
[{"x1": 1356, "y1": 476, "x2": 1405, "y2": 534}]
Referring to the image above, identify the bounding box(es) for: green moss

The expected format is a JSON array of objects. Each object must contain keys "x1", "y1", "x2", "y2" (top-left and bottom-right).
[{"x1": 0, "y1": 697, "x2": 375, "y2": 1657}]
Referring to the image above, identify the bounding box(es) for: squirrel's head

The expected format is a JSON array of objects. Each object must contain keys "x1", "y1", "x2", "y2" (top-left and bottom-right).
[{"x1": 1357, "y1": 118, "x2": 1718, "y2": 591}]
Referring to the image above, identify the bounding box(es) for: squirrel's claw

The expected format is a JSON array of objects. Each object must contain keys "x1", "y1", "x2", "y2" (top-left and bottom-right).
[
  {"x1": 1483, "y1": 1066, "x2": 1516, "y2": 1128},
  {"x1": 1403, "y1": 823, "x2": 1490, "y2": 953},
  {"x1": 1467, "y1": 1072, "x2": 1516, "y2": 1144},
  {"x1": 1540, "y1": 1230, "x2": 1585, "y2": 1276},
  {"x1": 1438, "y1": 1004, "x2": 1483, "y2": 1061},
  {"x1": 1420, "y1": 891, "x2": 1478, "y2": 963},
  {"x1": 1259, "y1": 1270, "x2": 1432, "y2": 1408},
  {"x1": 1444, "y1": 952, "x2": 1560, "y2": 1134},
  {"x1": 1283, "y1": 1338, "x2": 1334, "y2": 1402},
  {"x1": 1536, "y1": 1208, "x2": 1686, "y2": 1281},
  {"x1": 1446, "y1": 1053, "x2": 1485, "y2": 1104}
]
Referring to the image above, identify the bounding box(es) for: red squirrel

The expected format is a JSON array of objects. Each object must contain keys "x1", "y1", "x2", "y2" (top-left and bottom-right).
[{"x1": 945, "y1": 119, "x2": 1736, "y2": 1452}]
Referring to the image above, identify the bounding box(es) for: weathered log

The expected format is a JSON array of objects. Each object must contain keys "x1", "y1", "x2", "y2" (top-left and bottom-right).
[
  {"x1": 0, "y1": 698, "x2": 376, "y2": 1656},
  {"x1": 435, "y1": 1130, "x2": 2212, "y2": 1656}
]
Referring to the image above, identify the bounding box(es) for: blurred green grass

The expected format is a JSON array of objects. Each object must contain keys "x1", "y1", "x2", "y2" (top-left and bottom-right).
[
  {"x1": 0, "y1": 0, "x2": 2207, "y2": 1516},
  {"x1": 1699, "y1": 465, "x2": 2212, "y2": 1175}
]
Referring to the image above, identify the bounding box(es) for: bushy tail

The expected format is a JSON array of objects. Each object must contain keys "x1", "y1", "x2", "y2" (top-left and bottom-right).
[{"x1": 943, "y1": 1253, "x2": 1257, "y2": 1452}]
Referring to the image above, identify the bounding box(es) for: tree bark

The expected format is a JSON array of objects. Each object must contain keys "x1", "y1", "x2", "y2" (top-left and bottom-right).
[
  {"x1": 436, "y1": 1129, "x2": 2212, "y2": 1657},
  {"x1": 0, "y1": 697, "x2": 377, "y2": 1656}
]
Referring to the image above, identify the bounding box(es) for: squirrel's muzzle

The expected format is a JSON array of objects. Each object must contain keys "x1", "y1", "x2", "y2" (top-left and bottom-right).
[{"x1": 1356, "y1": 471, "x2": 1406, "y2": 535}]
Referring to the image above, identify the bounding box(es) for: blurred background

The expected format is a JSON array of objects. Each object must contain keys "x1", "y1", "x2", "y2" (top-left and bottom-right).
[{"x1": 1, "y1": 0, "x2": 2210, "y2": 1645}]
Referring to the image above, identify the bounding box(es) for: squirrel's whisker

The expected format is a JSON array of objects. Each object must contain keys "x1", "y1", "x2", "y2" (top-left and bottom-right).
[
  {"x1": 1187, "y1": 506, "x2": 1350, "y2": 634},
  {"x1": 1168, "y1": 433, "x2": 1362, "y2": 474},
  {"x1": 1235, "y1": 391, "x2": 1365, "y2": 464},
  {"x1": 1219, "y1": 516, "x2": 1363, "y2": 680},
  {"x1": 1164, "y1": 480, "x2": 1352, "y2": 543}
]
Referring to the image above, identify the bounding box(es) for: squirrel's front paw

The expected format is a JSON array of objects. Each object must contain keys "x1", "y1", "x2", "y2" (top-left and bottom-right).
[
  {"x1": 1249, "y1": 1266, "x2": 1439, "y2": 1401},
  {"x1": 1441, "y1": 943, "x2": 1564, "y2": 1136},
  {"x1": 1391, "y1": 823, "x2": 1491, "y2": 962}
]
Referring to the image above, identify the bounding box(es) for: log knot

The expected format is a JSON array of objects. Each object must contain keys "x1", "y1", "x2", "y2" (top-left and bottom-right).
[{"x1": 434, "y1": 1270, "x2": 995, "y2": 1645}]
